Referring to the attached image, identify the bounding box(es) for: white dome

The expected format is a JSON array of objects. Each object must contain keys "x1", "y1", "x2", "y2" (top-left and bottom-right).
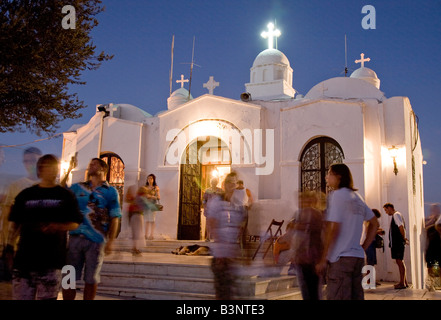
[
  {"x1": 117, "y1": 103, "x2": 152, "y2": 121},
  {"x1": 350, "y1": 67, "x2": 380, "y2": 89},
  {"x1": 253, "y1": 48, "x2": 290, "y2": 67},
  {"x1": 167, "y1": 87, "x2": 193, "y2": 110}
]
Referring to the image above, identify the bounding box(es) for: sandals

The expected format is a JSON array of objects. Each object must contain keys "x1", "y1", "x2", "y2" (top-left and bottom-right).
[
  {"x1": 131, "y1": 248, "x2": 142, "y2": 256},
  {"x1": 394, "y1": 283, "x2": 408, "y2": 289}
]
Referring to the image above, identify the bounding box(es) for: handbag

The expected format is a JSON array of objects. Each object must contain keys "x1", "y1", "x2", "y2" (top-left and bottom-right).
[
  {"x1": 154, "y1": 200, "x2": 163, "y2": 211},
  {"x1": 375, "y1": 234, "x2": 384, "y2": 250}
]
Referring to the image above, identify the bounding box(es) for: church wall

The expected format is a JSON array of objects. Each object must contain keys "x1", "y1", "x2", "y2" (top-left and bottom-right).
[
  {"x1": 280, "y1": 99, "x2": 366, "y2": 184},
  {"x1": 381, "y1": 96, "x2": 426, "y2": 288},
  {"x1": 61, "y1": 113, "x2": 104, "y2": 182},
  {"x1": 157, "y1": 96, "x2": 262, "y2": 168},
  {"x1": 150, "y1": 96, "x2": 263, "y2": 239},
  {"x1": 101, "y1": 117, "x2": 144, "y2": 169},
  {"x1": 276, "y1": 98, "x2": 367, "y2": 236},
  {"x1": 255, "y1": 100, "x2": 281, "y2": 200}
]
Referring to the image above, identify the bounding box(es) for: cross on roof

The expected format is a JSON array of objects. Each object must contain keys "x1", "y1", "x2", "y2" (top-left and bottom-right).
[
  {"x1": 261, "y1": 22, "x2": 281, "y2": 49},
  {"x1": 108, "y1": 103, "x2": 118, "y2": 117},
  {"x1": 355, "y1": 53, "x2": 371, "y2": 68},
  {"x1": 176, "y1": 74, "x2": 189, "y2": 88},
  {"x1": 203, "y1": 76, "x2": 220, "y2": 95}
]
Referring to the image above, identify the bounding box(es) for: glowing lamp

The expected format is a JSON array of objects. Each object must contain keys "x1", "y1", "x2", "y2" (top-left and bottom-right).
[{"x1": 388, "y1": 145, "x2": 399, "y2": 175}]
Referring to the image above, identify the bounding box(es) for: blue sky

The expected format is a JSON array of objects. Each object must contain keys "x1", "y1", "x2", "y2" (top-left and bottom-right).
[{"x1": 1, "y1": 0, "x2": 440, "y2": 207}]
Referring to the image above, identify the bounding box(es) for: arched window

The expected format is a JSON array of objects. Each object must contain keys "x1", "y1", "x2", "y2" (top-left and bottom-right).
[
  {"x1": 100, "y1": 153, "x2": 125, "y2": 206},
  {"x1": 300, "y1": 137, "x2": 344, "y2": 194}
]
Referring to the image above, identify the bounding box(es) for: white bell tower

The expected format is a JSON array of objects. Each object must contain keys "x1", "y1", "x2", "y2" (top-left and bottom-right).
[{"x1": 244, "y1": 23, "x2": 296, "y2": 101}]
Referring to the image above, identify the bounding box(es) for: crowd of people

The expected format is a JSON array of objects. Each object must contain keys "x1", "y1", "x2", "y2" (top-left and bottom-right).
[
  {"x1": 0, "y1": 149, "x2": 122, "y2": 300},
  {"x1": 0, "y1": 148, "x2": 440, "y2": 300}
]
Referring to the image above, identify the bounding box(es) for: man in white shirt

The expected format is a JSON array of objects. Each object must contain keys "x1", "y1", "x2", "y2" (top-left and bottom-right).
[{"x1": 383, "y1": 202, "x2": 409, "y2": 289}]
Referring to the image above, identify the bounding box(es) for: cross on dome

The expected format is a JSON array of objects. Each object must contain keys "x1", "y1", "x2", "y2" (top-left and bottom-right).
[
  {"x1": 261, "y1": 22, "x2": 281, "y2": 49},
  {"x1": 203, "y1": 76, "x2": 219, "y2": 95},
  {"x1": 355, "y1": 53, "x2": 371, "y2": 68},
  {"x1": 176, "y1": 74, "x2": 189, "y2": 88}
]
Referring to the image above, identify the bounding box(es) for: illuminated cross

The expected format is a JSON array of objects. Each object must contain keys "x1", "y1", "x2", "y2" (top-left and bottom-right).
[
  {"x1": 261, "y1": 22, "x2": 281, "y2": 49},
  {"x1": 176, "y1": 74, "x2": 189, "y2": 88},
  {"x1": 203, "y1": 76, "x2": 219, "y2": 95},
  {"x1": 355, "y1": 53, "x2": 371, "y2": 68}
]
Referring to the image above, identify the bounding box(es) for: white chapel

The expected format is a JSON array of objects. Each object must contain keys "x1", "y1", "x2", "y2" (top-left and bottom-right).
[{"x1": 61, "y1": 23, "x2": 426, "y2": 288}]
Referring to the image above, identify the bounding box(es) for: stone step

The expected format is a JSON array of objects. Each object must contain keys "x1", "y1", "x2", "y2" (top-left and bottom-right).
[
  {"x1": 99, "y1": 270, "x2": 296, "y2": 296},
  {"x1": 94, "y1": 251, "x2": 299, "y2": 300},
  {"x1": 90, "y1": 284, "x2": 302, "y2": 300},
  {"x1": 102, "y1": 259, "x2": 214, "y2": 279},
  {"x1": 114, "y1": 239, "x2": 263, "y2": 256}
]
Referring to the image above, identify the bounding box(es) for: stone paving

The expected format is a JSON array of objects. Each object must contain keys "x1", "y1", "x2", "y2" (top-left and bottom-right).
[{"x1": 1, "y1": 279, "x2": 440, "y2": 300}]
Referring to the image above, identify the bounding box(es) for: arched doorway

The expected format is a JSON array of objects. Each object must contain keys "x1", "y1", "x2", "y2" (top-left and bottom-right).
[
  {"x1": 100, "y1": 152, "x2": 125, "y2": 206},
  {"x1": 178, "y1": 136, "x2": 231, "y2": 240},
  {"x1": 300, "y1": 137, "x2": 344, "y2": 194}
]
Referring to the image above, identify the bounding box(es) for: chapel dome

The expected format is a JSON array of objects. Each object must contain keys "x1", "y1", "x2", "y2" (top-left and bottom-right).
[
  {"x1": 167, "y1": 87, "x2": 193, "y2": 110},
  {"x1": 252, "y1": 48, "x2": 290, "y2": 68},
  {"x1": 350, "y1": 67, "x2": 380, "y2": 89}
]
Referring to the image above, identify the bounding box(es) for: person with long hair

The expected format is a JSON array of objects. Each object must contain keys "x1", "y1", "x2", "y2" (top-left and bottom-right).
[
  {"x1": 316, "y1": 163, "x2": 379, "y2": 300},
  {"x1": 143, "y1": 174, "x2": 160, "y2": 240}
]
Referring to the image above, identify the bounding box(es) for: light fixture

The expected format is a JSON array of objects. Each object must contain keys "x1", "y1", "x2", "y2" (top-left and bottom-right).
[{"x1": 388, "y1": 145, "x2": 399, "y2": 175}]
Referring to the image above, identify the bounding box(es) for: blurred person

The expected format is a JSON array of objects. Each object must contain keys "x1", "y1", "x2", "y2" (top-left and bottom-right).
[
  {"x1": 424, "y1": 203, "x2": 441, "y2": 289},
  {"x1": 209, "y1": 172, "x2": 246, "y2": 299},
  {"x1": 6, "y1": 154, "x2": 82, "y2": 300},
  {"x1": 1, "y1": 147, "x2": 42, "y2": 279},
  {"x1": 383, "y1": 202, "x2": 409, "y2": 289},
  {"x1": 290, "y1": 191, "x2": 325, "y2": 300},
  {"x1": 364, "y1": 209, "x2": 385, "y2": 286},
  {"x1": 230, "y1": 179, "x2": 249, "y2": 252},
  {"x1": 143, "y1": 174, "x2": 160, "y2": 240},
  {"x1": 363, "y1": 209, "x2": 385, "y2": 287},
  {"x1": 125, "y1": 185, "x2": 145, "y2": 256},
  {"x1": 316, "y1": 163, "x2": 379, "y2": 300},
  {"x1": 202, "y1": 177, "x2": 223, "y2": 241},
  {"x1": 62, "y1": 158, "x2": 121, "y2": 300}
]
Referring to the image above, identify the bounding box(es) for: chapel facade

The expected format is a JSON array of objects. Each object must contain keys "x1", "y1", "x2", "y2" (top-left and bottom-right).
[{"x1": 61, "y1": 25, "x2": 426, "y2": 288}]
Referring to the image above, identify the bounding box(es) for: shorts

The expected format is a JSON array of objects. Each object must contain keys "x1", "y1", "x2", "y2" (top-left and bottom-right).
[
  {"x1": 66, "y1": 235, "x2": 105, "y2": 284},
  {"x1": 326, "y1": 257, "x2": 365, "y2": 300},
  {"x1": 144, "y1": 209, "x2": 156, "y2": 223},
  {"x1": 391, "y1": 244, "x2": 405, "y2": 260},
  {"x1": 365, "y1": 241, "x2": 377, "y2": 265},
  {"x1": 12, "y1": 269, "x2": 61, "y2": 300}
]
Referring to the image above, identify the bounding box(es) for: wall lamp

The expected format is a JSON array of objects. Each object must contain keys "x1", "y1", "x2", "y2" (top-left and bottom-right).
[{"x1": 388, "y1": 145, "x2": 399, "y2": 175}]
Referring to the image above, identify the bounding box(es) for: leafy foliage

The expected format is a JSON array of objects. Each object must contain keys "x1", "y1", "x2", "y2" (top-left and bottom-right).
[{"x1": 0, "y1": 0, "x2": 113, "y2": 134}]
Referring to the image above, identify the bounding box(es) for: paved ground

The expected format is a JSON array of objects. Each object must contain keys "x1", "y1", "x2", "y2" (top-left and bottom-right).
[
  {"x1": 1, "y1": 249, "x2": 440, "y2": 301},
  {"x1": 1, "y1": 279, "x2": 440, "y2": 300}
]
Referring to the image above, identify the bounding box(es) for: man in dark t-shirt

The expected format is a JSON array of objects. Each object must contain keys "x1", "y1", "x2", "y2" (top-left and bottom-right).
[{"x1": 6, "y1": 154, "x2": 83, "y2": 300}]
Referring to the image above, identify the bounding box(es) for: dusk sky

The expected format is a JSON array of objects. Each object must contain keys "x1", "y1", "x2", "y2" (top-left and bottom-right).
[{"x1": 1, "y1": 0, "x2": 440, "y2": 208}]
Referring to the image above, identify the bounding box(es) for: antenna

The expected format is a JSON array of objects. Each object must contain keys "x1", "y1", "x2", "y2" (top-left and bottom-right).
[
  {"x1": 275, "y1": 19, "x2": 278, "y2": 50},
  {"x1": 189, "y1": 36, "x2": 195, "y2": 98},
  {"x1": 344, "y1": 34, "x2": 348, "y2": 77},
  {"x1": 181, "y1": 36, "x2": 201, "y2": 99},
  {"x1": 169, "y1": 35, "x2": 175, "y2": 96},
  {"x1": 185, "y1": 36, "x2": 201, "y2": 99}
]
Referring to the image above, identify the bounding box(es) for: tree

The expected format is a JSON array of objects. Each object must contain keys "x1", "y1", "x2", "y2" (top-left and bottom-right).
[{"x1": 0, "y1": 0, "x2": 113, "y2": 134}]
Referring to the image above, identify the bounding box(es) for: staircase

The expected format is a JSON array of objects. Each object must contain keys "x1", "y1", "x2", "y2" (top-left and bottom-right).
[{"x1": 88, "y1": 239, "x2": 301, "y2": 300}]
